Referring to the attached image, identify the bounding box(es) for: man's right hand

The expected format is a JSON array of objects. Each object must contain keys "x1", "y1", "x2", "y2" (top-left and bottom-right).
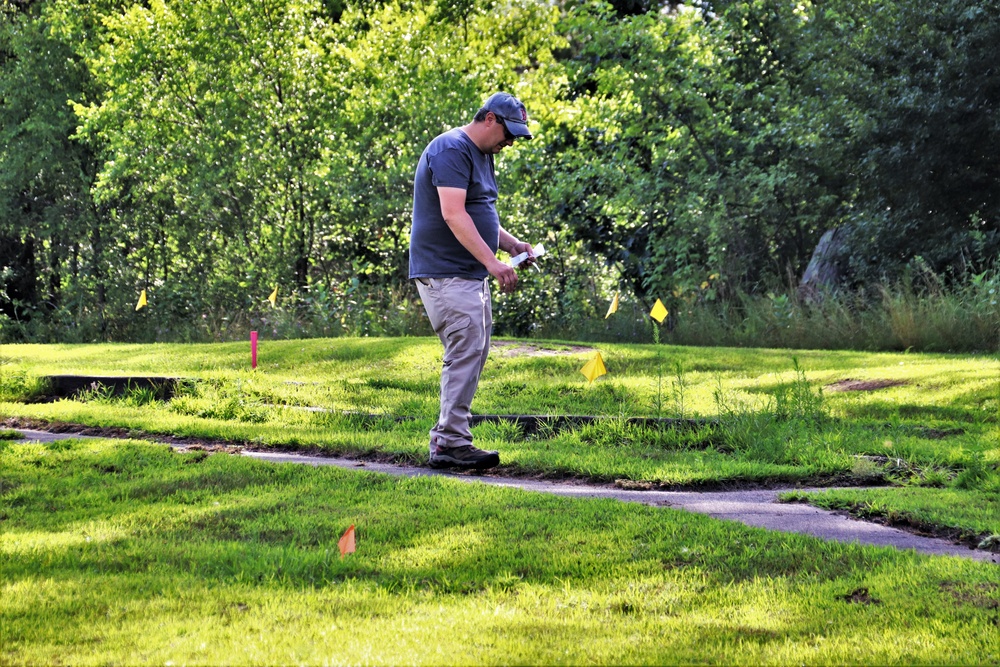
[{"x1": 488, "y1": 259, "x2": 518, "y2": 293}]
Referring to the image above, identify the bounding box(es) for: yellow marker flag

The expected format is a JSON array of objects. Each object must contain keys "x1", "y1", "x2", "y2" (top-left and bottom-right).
[
  {"x1": 605, "y1": 292, "x2": 619, "y2": 319},
  {"x1": 135, "y1": 289, "x2": 148, "y2": 311},
  {"x1": 338, "y1": 524, "x2": 356, "y2": 557},
  {"x1": 580, "y1": 351, "x2": 607, "y2": 383},
  {"x1": 650, "y1": 298, "x2": 668, "y2": 323},
  {"x1": 267, "y1": 286, "x2": 278, "y2": 308}
]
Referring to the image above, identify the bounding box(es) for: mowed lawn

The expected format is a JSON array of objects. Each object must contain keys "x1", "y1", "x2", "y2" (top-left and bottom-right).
[
  {"x1": 1, "y1": 338, "x2": 999, "y2": 663},
  {"x1": 2, "y1": 438, "x2": 999, "y2": 665},
  {"x1": 1, "y1": 338, "x2": 998, "y2": 537}
]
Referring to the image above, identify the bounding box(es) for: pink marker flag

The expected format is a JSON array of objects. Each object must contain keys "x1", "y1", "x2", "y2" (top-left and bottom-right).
[
  {"x1": 338, "y1": 524, "x2": 356, "y2": 557},
  {"x1": 250, "y1": 330, "x2": 258, "y2": 369}
]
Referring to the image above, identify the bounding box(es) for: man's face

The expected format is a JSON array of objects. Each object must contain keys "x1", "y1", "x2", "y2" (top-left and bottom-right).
[{"x1": 490, "y1": 113, "x2": 515, "y2": 153}]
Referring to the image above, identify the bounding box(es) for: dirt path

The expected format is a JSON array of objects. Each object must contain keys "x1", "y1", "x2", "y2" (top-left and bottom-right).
[{"x1": 13, "y1": 429, "x2": 998, "y2": 564}]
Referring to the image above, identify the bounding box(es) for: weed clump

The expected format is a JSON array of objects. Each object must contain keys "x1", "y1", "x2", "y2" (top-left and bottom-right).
[{"x1": 0, "y1": 370, "x2": 48, "y2": 402}]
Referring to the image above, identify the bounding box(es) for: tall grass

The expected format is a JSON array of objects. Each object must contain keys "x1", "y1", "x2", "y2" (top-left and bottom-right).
[
  {"x1": 5, "y1": 264, "x2": 1000, "y2": 352},
  {"x1": 565, "y1": 272, "x2": 1000, "y2": 352}
]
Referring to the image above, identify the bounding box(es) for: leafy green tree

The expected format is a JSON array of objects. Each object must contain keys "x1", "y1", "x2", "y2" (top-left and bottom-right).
[
  {"x1": 73, "y1": 0, "x2": 347, "y2": 307},
  {"x1": 9, "y1": 0, "x2": 996, "y2": 343},
  {"x1": 0, "y1": 0, "x2": 117, "y2": 337},
  {"x1": 521, "y1": 0, "x2": 848, "y2": 307},
  {"x1": 327, "y1": 0, "x2": 563, "y2": 290},
  {"x1": 52, "y1": 0, "x2": 562, "y2": 338},
  {"x1": 843, "y1": 0, "x2": 1000, "y2": 280}
]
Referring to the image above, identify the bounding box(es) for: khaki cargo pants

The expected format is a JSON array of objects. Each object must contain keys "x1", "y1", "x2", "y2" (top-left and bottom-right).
[{"x1": 415, "y1": 277, "x2": 491, "y2": 453}]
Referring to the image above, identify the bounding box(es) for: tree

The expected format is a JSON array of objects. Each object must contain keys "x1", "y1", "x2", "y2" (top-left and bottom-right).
[
  {"x1": 71, "y1": 0, "x2": 349, "y2": 318},
  {"x1": 844, "y1": 0, "x2": 1000, "y2": 280},
  {"x1": 326, "y1": 0, "x2": 563, "y2": 290},
  {"x1": 522, "y1": 0, "x2": 847, "y2": 305},
  {"x1": 57, "y1": 0, "x2": 563, "y2": 337},
  {"x1": 0, "y1": 0, "x2": 117, "y2": 337}
]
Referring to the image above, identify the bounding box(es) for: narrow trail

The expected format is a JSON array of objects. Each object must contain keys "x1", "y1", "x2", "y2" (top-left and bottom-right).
[{"x1": 14, "y1": 429, "x2": 998, "y2": 564}]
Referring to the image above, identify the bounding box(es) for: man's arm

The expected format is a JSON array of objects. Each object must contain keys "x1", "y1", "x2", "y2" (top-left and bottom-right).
[
  {"x1": 438, "y1": 186, "x2": 520, "y2": 293},
  {"x1": 499, "y1": 227, "x2": 535, "y2": 266}
]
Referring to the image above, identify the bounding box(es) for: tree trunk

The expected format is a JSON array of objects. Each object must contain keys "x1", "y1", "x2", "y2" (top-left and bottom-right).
[{"x1": 798, "y1": 227, "x2": 846, "y2": 303}]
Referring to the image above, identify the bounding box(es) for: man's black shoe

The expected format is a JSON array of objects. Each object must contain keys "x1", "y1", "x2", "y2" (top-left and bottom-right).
[{"x1": 429, "y1": 444, "x2": 500, "y2": 470}]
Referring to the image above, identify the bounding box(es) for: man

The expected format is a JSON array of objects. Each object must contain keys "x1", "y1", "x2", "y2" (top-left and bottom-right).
[{"x1": 409, "y1": 91, "x2": 535, "y2": 470}]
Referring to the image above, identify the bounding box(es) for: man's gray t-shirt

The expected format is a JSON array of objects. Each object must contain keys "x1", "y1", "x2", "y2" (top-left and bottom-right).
[{"x1": 409, "y1": 128, "x2": 498, "y2": 280}]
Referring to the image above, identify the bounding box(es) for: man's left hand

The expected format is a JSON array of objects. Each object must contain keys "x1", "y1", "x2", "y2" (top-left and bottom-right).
[{"x1": 511, "y1": 241, "x2": 536, "y2": 268}]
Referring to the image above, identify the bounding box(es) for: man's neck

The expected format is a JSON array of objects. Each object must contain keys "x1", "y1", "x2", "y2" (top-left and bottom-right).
[{"x1": 460, "y1": 122, "x2": 491, "y2": 153}]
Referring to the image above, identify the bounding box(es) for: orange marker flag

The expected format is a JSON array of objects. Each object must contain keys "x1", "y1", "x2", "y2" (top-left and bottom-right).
[
  {"x1": 605, "y1": 292, "x2": 619, "y2": 319},
  {"x1": 580, "y1": 351, "x2": 607, "y2": 383},
  {"x1": 650, "y1": 298, "x2": 668, "y2": 323},
  {"x1": 267, "y1": 286, "x2": 278, "y2": 308},
  {"x1": 135, "y1": 289, "x2": 148, "y2": 311},
  {"x1": 338, "y1": 524, "x2": 356, "y2": 557}
]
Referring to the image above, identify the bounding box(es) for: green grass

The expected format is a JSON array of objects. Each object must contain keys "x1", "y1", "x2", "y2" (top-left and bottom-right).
[
  {"x1": 782, "y1": 487, "x2": 1000, "y2": 548},
  {"x1": 1, "y1": 338, "x2": 998, "y2": 540},
  {"x1": 2, "y1": 439, "x2": 999, "y2": 665}
]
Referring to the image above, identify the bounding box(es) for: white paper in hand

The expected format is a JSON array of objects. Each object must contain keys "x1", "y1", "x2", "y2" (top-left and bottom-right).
[{"x1": 510, "y1": 243, "x2": 546, "y2": 269}]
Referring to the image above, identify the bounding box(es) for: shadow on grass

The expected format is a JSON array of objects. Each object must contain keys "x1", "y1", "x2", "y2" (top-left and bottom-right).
[{"x1": 838, "y1": 401, "x2": 990, "y2": 424}]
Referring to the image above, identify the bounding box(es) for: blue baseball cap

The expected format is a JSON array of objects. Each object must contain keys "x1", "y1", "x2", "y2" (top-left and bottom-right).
[{"x1": 481, "y1": 92, "x2": 532, "y2": 140}]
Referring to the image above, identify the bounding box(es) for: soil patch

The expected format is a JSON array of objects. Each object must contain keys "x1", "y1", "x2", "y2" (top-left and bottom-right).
[
  {"x1": 469, "y1": 413, "x2": 710, "y2": 436},
  {"x1": 2, "y1": 417, "x2": 245, "y2": 451},
  {"x1": 838, "y1": 587, "x2": 881, "y2": 605},
  {"x1": 939, "y1": 581, "x2": 1000, "y2": 609},
  {"x1": 1, "y1": 416, "x2": 870, "y2": 493},
  {"x1": 826, "y1": 378, "x2": 908, "y2": 392},
  {"x1": 825, "y1": 378, "x2": 909, "y2": 391},
  {"x1": 491, "y1": 340, "x2": 595, "y2": 357}
]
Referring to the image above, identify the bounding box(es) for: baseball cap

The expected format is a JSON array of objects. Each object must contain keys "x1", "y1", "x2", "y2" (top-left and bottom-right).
[{"x1": 481, "y1": 92, "x2": 532, "y2": 140}]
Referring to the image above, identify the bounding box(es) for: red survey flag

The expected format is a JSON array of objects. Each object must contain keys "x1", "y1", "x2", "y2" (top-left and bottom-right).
[{"x1": 338, "y1": 524, "x2": 356, "y2": 557}]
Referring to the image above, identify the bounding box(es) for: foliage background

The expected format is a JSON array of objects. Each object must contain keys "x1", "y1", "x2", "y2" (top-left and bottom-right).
[{"x1": 2, "y1": 0, "x2": 1000, "y2": 347}]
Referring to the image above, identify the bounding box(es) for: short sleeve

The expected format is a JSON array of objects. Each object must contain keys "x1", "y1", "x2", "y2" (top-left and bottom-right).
[{"x1": 427, "y1": 147, "x2": 472, "y2": 190}]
